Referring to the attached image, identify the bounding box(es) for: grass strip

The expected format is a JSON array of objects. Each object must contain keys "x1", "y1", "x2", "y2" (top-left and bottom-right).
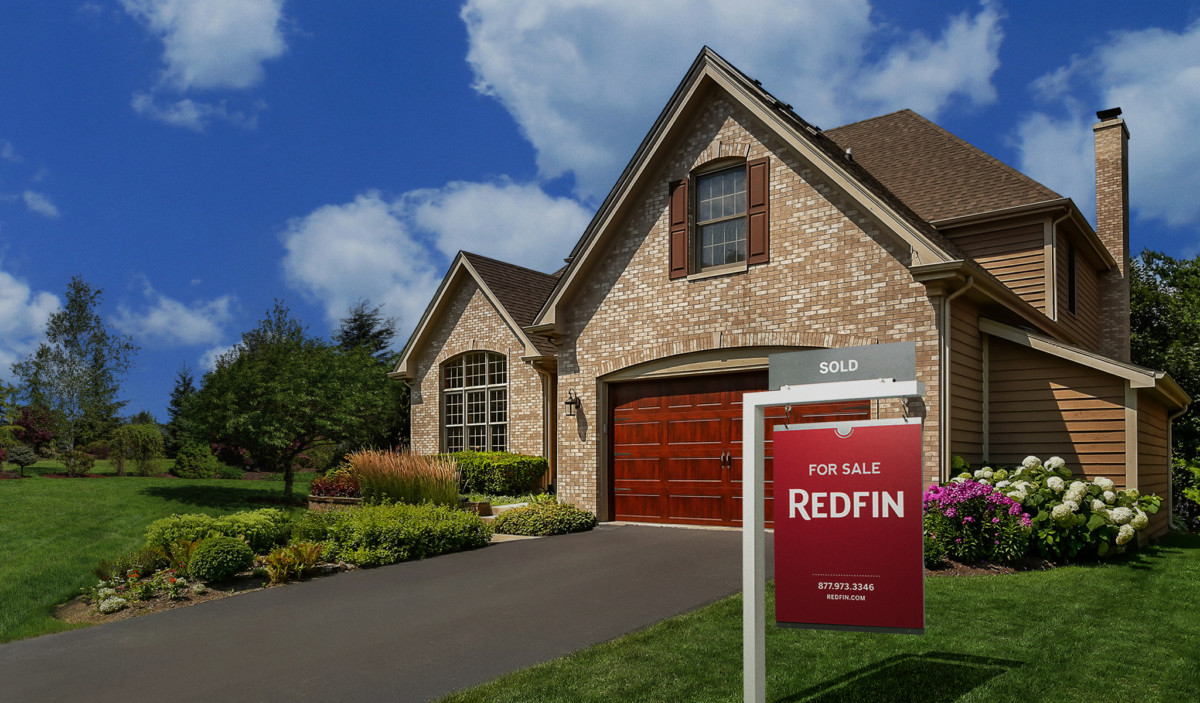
[{"x1": 440, "y1": 533, "x2": 1200, "y2": 702}]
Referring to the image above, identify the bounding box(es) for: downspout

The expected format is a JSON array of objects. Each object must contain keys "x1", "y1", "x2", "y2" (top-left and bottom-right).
[
  {"x1": 940, "y1": 275, "x2": 975, "y2": 482},
  {"x1": 1166, "y1": 403, "x2": 1192, "y2": 526},
  {"x1": 530, "y1": 362, "x2": 557, "y2": 491},
  {"x1": 1048, "y1": 211, "x2": 1071, "y2": 320}
]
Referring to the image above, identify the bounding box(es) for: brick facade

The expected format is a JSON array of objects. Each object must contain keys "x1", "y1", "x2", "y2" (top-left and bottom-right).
[
  {"x1": 553, "y1": 96, "x2": 942, "y2": 513},
  {"x1": 408, "y1": 277, "x2": 546, "y2": 458}
]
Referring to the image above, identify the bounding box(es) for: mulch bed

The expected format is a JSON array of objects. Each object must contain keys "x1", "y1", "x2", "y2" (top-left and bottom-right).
[
  {"x1": 0, "y1": 471, "x2": 31, "y2": 480},
  {"x1": 925, "y1": 555, "x2": 1055, "y2": 577}
]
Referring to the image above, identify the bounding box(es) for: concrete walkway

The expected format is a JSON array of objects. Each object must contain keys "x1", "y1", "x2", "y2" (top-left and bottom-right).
[{"x1": 0, "y1": 524, "x2": 774, "y2": 702}]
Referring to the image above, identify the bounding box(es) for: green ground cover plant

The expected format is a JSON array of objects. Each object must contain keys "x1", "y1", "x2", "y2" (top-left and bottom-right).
[
  {"x1": 491, "y1": 501, "x2": 596, "y2": 536},
  {"x1": 440, "y1": 533, "x2": 1200, "y2": 703},
  {"x1": 0, "y1": 473, "x2": 311, "y2": 643},
  {"x1": 292, "y1": 502, "x2": 490, "y2": 567},
  {"x1": 460, "y1": 491, "x2": 550, "y2": 506}
]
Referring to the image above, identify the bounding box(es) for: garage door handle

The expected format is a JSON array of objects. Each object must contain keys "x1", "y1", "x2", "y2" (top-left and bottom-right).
[
  {"x1": 614, "y1": 452, "x2": 631, "y2": 457},
  {"x1": 614, "y1": 487, "x2": 633, "y2": 492}
]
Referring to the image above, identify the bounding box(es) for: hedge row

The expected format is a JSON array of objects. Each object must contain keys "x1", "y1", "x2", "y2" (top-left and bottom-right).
[
  {"x1": 292, "y1": 503, "x2": 491, "y2": 567},
  {"x1": 443, "y1": 451, "x2": 547, "y2": 495}
]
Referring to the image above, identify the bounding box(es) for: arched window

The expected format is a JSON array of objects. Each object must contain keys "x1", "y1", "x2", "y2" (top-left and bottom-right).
[{"x1": 442, "y1": 351, "x2": 507, "y2": 453}]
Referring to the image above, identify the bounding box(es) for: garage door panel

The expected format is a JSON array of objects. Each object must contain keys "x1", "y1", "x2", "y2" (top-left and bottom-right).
[
  {"x1": 613, "y1": 493, "x2": 663, "y2": 521},
  {"x1": 665, "y1": 456, "x2": 724, "y2": 482},
  {"x1": 668, "y1": 494, "x2": 724, "y2": 522},
  {"x1": 612, "y1": 420, "x2": 661, "y2": 446},
  {"x1": 614, "y1": 457, "x2": 659, "y2": 481},
  {"x1": 667, "y1": 417, "x2": 722, "y2": 444}
]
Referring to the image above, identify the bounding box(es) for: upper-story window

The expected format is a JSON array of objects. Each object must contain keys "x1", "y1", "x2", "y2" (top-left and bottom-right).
[
  {"x1": 696, "y1": 166, "x2": 747, "y2": 269},
  {"x1": 442, "y1": 351, "x2": 507, "y2": 453},
  {"x1": 668, "y1": 157, "x2": 770, "y2": 278}
]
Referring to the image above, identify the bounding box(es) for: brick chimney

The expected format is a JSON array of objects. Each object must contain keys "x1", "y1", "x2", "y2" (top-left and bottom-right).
[{"x1": 1094, "y1": 107, "x2": 1130, "y2": 362}]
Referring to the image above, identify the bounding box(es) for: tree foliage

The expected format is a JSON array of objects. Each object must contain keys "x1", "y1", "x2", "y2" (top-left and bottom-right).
[
  {"x1": 334, "y1": 299, "x2": 409, "y2": 449},
  {"x1": 186, "y1": 301, "x2": 393, "y2": 497},
  {"x1": 164, "y1": 365, "x2": 196, "y2": 456},
  {"x1": 11, "y1": 277, "x2": 137, "y2": 469},
  {"x1": 12, "y1": 404, "x2": 54, "y2": 455},
  {"x1": 1130, "y1": 250, "x2": 1200, "y2": 460},
  {"x1": 7, "y1": 444, "x2": 38, "y2": 477},
  {"x1": 110, "y1": 423, "x2": 166, "y2": 477}
]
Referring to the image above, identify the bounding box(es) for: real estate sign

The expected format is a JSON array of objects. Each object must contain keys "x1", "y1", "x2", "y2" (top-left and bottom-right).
[{"x1": 772, "y1": 417, "x2": 924, "y2": 634}]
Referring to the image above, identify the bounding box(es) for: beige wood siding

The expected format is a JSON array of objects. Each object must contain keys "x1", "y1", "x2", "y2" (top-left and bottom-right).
[
  {"x1": 987, "y1": 338, "x2": 1127, "y2": 481},
  {"x1": 945, "y1": 220, "x2": 1047, "y2": 312},
  {"x1": 1055, "y1": 231, "x2": 1101, "y2": 350},
  {"x1": 1137, "y1": 391, "x2": 1170, "y2": 538},
  {"x1": 950, "y1": 297, "x2": 984, "y2": 464}
]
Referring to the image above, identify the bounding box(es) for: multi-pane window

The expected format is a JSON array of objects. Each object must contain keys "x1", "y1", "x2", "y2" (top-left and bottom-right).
[
  {"x1": 696, "y1": 166, "x2": 747, "y2": 269},
  {"x1": 443, "y1": 352, "x2": 507, "y2": 453}
]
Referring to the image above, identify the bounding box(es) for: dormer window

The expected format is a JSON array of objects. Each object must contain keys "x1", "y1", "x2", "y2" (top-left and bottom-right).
[{"x1": 669, "y1": 157, "x2": 770, "y2": 278}]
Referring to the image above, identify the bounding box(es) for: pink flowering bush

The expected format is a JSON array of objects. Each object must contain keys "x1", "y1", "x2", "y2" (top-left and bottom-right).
[{"x1": 923, "y1": 479, "x2": 1031, "y2": 565}]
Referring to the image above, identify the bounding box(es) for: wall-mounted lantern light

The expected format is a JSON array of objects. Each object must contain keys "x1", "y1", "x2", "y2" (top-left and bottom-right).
[{"x1": 563, "y1": 389, "x2": 581, "y2": 417}]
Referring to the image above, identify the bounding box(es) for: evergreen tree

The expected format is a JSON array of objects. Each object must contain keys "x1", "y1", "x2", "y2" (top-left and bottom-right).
[
  {"x1": 334, "y1": 298, "x2": 397, "y2": 362},
  {"x1": 165, "y1": 365, "x2": 196, "y2": 456}
]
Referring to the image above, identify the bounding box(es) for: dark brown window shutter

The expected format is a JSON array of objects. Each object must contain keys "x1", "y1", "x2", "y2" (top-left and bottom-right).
[
  {"x1": 668, "y1": 178, "x2": 689, "y2": 279},
  {"x1": 747, "y1": 157, "x2": 770, "y2": 265}
]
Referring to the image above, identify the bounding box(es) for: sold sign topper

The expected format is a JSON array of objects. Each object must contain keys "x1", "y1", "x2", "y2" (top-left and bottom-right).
[{"x1": 772, "y1": 418, "x2": 924, "y2": 634}]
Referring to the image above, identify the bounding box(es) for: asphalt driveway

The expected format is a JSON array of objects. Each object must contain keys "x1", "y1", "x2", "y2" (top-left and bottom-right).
[{"x1": 0, "y1": 524, "x2": 774, "y2": 702}]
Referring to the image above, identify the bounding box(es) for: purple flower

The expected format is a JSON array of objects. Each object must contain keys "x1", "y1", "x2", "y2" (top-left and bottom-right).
[{"x1": 962, "y1": 516, "x2": 975, "y2": 523}]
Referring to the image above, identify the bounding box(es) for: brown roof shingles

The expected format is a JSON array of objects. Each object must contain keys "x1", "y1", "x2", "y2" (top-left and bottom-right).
[
  {"x1": 461, "y1": 251, "x2": 561, "y2": 355},
  {"x1": 825, "y1": 109, "x2": 1061, "y2": 223}
]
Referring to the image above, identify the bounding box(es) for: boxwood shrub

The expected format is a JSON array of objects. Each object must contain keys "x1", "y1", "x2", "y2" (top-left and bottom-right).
[
  {"x1": 291, "y1": 503, "x2": 490, "y2": 567},
  {"x1": 145, "y1": 508, "x2": 290, "y2": 554},
  {"x1": 171, "y1": 442, "x2": 220, "y2": 479},
  {"x1": 188, "y1": 536, "x2": 254, "y2": 581},
  {"x1": 491, "y1": 502, "x2": 596, "y2": 536},
  {"x1": 447, "y1": 451, "x2": 547, "y2": 495}
]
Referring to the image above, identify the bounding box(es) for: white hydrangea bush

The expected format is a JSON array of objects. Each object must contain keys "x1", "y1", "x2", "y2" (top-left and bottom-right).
[{"x1": 955, "y1": 455, "x2": 1161, "y2": 561}]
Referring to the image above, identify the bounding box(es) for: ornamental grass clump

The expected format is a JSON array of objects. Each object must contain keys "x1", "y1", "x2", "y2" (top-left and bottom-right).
[
  {"x1": 923, "y1": 480, "x2": 1031, "y2": 565},
  {"x1": 347, "y1": 449, "x2": 458, "y2": 507},
  {"x1": 953, "y1": 455, "x2": 1161, "y2": 562}
]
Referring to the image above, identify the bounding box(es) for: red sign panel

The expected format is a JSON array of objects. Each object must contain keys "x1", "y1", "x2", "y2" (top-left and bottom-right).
[{"x1": 773, "y1": 419, "x2": 924, "y2": 634}]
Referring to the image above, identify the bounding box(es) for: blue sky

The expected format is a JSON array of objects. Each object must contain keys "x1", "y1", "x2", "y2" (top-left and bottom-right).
[{"x1": 2, "y1": 1, "x2": 1199, "y2": 421}]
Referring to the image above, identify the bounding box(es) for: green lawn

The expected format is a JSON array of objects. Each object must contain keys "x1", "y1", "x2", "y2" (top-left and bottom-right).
[
  {"x1": 0, "y1": 468, "x2": 312, "y2": 643},
  {"x1": 440, "y1": 533, "x2": 1200, "y2": 702}
]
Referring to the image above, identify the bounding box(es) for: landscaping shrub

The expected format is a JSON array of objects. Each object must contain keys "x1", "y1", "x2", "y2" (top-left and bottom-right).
[
  {"x1": 145, "y1": 509, "x2": 290, "y2": 553},
  {"x1": 348, "y1": 449, "x2": 457, "y2": 506},
  {"x1": 923, "y1": 480, "x2": 1032, "y2": 564},
  {"x1": 111, "y1": 424, "x2": 165, "y2": 476},
  {"x1": 491, "y1": 501, "x2": 597, "y2": 536},
  {"x1": 171, "y1": 441, "x2": 220, "y2": 479},
  {"x1": 188, "y1": 536, "x2": 254, "y2": 581},
  {"x1": 923, "y1": 533, "x2": 948, "y2": 569},
  {"x1": 952, "y1": 456, "x2": 1161, "y2": 561},
  {"x1": 263, "y1": 541, "x2": 323, "y2": 584},
  {"x1": 94, "y1": 546, "x2": 169, "y2": 581},
  {"x1": 60, "y1": 449, "x2": 94, "y2": 477},
  {"x1": 6, "y1": 444, "x2": 38, "y2": 477},
  {"x1": 309, "y1": 473, "x2": 361, "y2": 498},
  {"x1": 84, "y1": 440, "x2": 111, "y2": 460},
  {"x1": 217, "y1": 464, "x2": 244, "y2": 480},
  {"x1": 291, "y1": 503, "x2": 490, "y2": 567},
  {"x1": 1172, "y1": 455, "x2": 1200, "y2": 533},
  {"x1": 449, "y1": 451, "x2": 547, "y2": 495}
]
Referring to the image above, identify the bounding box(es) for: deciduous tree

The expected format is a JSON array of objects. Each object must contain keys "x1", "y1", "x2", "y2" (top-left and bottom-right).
[
  {"x1": 11, "y1": 277, "x2": 137, "y2": 471},
  {"x1": 187, "y1": 301, "x2": 391, "y2": 497}
]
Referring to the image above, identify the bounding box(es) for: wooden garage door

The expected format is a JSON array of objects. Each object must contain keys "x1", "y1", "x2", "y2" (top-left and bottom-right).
[{"x1": 609, "y1": 371, "x2": 869, "y2": 527}]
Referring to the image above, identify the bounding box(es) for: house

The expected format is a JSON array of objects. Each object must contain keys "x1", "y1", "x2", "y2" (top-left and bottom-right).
[{"x1": 392, "y1": 48, "x2": 1189, "y2": 535}]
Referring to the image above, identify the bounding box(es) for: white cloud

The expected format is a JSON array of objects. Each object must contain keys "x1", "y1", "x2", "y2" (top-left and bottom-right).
[
  {"x1": 1017, "y1": 19, "x2": 1200, "y2": 229},
  {"x1": 131, "y1": 92, "x2": 258, "y2": 131},
  {"x1": 121, "y1": 0, "x2": 287, "y2": 91},
  {"x1": 281, "y1": 182, "x2": 592, "y2": 333},
  {"x1": 461, "y1": 0, "x2": 1003, "y2": 200},
  {"x1": 0, "y1": 265, "x2": 59, "y2": 383},
  {"x1": 1, "y1": 140, "x2": 21, "y2": 163},
  {"x1": 21, "y1": 190, "x2": 60, "y2": 218},
  {"x1": 113, "y1": 279, "x2": 234, "y2": 346},
  {"x1": 199, "y1": 343, "x2": 235, "y2": 371}
]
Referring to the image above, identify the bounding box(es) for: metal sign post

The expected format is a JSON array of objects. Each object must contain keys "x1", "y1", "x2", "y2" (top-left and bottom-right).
[{"x1": 742, "y1": 378, "x2": 925, "y2": 703}]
